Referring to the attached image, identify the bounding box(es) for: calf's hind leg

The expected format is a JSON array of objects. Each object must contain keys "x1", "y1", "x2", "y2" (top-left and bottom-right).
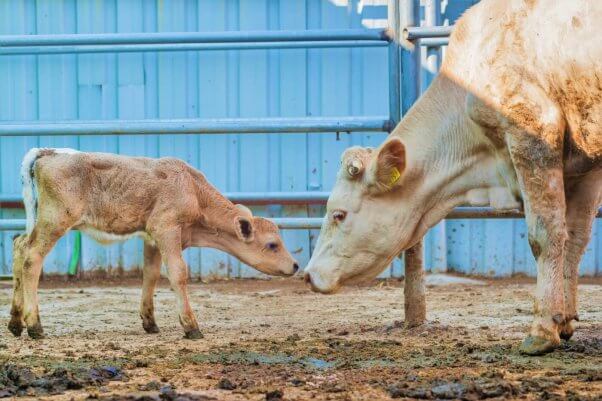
[
  {"x1": 21, "y1": 224, "x2": 68, "y2": 339},
  {"x1": 140, "y1": 241, "x2": 162, "y2": 333},
  {"x1": 559, "y1": 172, "x2": 601, "y2": 340},
  {"x1": 8, "y1": 234, "x2": 28, "y2": 336}
]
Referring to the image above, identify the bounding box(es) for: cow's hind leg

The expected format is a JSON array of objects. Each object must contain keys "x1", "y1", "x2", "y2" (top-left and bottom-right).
[
  {"x1": 22, "y1": 223, "x2": 68, "y2": 339},
  {"x1": 140, "y1": 241, "x2": 161, "y2": 333},
  {"x1": 8, "y1": 234, "x2": 28, "y2": 336},
  {"x1": 559, "y1": 172, "x2": 601, "y2": 340}
]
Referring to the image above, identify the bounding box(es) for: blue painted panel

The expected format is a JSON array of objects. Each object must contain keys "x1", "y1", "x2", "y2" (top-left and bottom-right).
[{"x1": 0, "y1": 0, "x2": 599, "y2": 278}]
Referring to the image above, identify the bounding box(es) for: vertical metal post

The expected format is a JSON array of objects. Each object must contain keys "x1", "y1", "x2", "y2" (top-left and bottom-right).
[
  {"x1": 421, "y1": 0, "x2": 441, "y2": 93},
  {"x1": 400, "y1": 0, "x2": 420, "y2": 115},
  {"x1": 421, "y1": 0, "x2": 447, "y2": 272},
  {"x1": 399, "y1": 0, "x2": 426, "y2": 327},
  {"x1": 387, "y1": 0, "x2": 402, "y2": 129}
]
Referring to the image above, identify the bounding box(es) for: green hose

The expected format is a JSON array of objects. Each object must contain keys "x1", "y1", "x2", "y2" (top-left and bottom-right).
[{"x1": 68, "y1": 231, "x2": 81, "y2": 276}]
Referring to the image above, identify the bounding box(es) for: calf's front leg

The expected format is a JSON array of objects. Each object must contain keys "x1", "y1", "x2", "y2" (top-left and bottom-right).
[
  {"x1": 154, "y1": 229, "x2": 203, "y2": 339},
  {"x1": 507, "y1": 132, "x2": 566, "y2": 355},
  {"x1": 140, "y1": 242, "x2": 162, "y2": 334}
]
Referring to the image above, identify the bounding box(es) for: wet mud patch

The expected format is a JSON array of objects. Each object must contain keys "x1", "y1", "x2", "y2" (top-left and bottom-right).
[
  {"x1": 1, "y1": 279, "x2": 600, "y2": 400},
  {"x1": 0, "y1": 363, "x2": 125, "y2": 398},
  {"x1": 171, "y1": 334, "x2": 602, "y2": 400}
]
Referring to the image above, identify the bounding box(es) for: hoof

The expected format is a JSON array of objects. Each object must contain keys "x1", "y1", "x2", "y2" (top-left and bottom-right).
[
  {"x1": 8, "y1": 319, "x2": 23, "y2": 337},
  {"x1": 183, "y1": 328, "x2": 204, "y2": 340},
  {"x1": 26, "y1": 323, "x2": 45, "y2": 340},
  {"x1": 143, "y1": 322, "x2": 160, "y2": 334},
  {"x1": 519, "y1": 335, "x2": 558, "y2": 356},
  {"x1": 559, "y1": 322, "x2": 575, "y2": 341}
]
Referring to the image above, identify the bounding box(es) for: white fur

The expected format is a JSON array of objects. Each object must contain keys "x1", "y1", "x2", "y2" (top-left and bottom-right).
[
  {"x1": 79, "y1": 225, "x2": 155, "y2": 246},
  {"x1": 21, "y1": 148, "x2": 41, "y2": 235},
  {"x1": 20, "y1": 148, "x2": 80, "y2": 234}
]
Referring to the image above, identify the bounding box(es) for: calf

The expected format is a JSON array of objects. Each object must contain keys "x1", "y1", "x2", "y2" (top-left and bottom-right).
[{"x1": 9, "y1": 148, "x2": 299, "y2": 339}]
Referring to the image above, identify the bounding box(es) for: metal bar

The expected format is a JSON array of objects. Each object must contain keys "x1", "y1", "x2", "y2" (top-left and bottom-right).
[
  {"x1": 0, "y1": 117, "x2": 390, "y2": 137},
  {"x1": 0, "y1": 192, "x2": 331, "y2": 204},
  {"x1": 418, "y1": 37, "x2": 449, "y2": 47},
  {"x1": 1, "y1": 40, "x2": 387, "y2": 56},
  {"x1": 271, "y1": 218, "x2": 324, "y2": 230},
  {"x1": 387, "y1": 0, "x2": 402, "y2": 128},
  {"x1": 400, "y1": 0, "x2": 420, "y2": 115},
  {"x1": 3, "y1": 209, "x2": 601, "y2": 231},
  {"x1": 0, "y1": 220, "x2": 25, "y2": 231},
  {"x1": 422, "y1": 0, "x2": 446, "y2": 272},
  {"x1": 227, "y1": 192, "x2": 330, "y2": 205},
  {"x1": 0, "y1": 29, "x2": 388, "y2": 47},
  {"x1": 0, "y1": 218, "x2": 325, "y2": 231},
  {"x1": 403, "y1": 25, "x2": 453, "y2": 40},
  {"x1": 0, "y1": 191, "x2": 330, "y2": 206},
  {"x1": 422, "y1": 0, "x2": 442, "y2": 92}
]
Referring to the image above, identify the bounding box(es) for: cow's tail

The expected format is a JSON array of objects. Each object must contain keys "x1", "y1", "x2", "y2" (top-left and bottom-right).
[{"x1": 20, "y1": 148, "x2": 44, "y2": 235}]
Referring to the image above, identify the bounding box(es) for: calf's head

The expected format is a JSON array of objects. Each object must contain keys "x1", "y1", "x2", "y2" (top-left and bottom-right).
[
  {"x1": 223, "y1": 205, "x2": 299, "y2": 277},
  {"x1": 305, "y1": 139, "x2": 427, "y2": 293}
]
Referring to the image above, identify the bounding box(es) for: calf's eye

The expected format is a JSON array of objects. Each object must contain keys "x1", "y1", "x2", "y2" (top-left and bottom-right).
[{"x1": 267, "y1": 242, "x2": 279, "y2": 251}]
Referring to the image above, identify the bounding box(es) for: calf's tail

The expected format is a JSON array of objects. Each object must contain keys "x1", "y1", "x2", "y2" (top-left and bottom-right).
[{"x1": 20, "y1": 148, "x2": 43, "y2": 235}]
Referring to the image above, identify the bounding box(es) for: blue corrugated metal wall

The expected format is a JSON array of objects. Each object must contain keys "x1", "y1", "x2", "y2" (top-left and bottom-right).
[{"x1": 0, "y1": 0, "x2": 600, "y2": 277}]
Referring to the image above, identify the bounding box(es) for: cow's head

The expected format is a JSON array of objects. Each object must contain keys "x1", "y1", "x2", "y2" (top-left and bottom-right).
[
  {"x1": 228, "y1": 205, "x2": 299, "y2": 277},
  {"x1": 304, "y1": 139, "x2": 429, "y2": 293}
]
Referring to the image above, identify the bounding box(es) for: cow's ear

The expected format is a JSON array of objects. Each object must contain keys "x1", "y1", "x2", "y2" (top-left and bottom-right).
[
  {"x1": 235, "y1": 216, "x2": 254, "y2": 243},
  {"x1": 369, "y1": 138, "x2": 406, "y2": 190}
]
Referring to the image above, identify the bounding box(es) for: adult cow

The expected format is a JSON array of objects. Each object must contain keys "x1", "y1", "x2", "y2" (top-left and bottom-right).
[{"x1": 304, "y1": 0, "x2": 601, "y2": 355}]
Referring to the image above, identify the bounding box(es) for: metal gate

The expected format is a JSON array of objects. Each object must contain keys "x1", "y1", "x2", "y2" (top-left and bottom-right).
[{"x1": 0, "y1": 0, "x2": 599, "y2": 277}]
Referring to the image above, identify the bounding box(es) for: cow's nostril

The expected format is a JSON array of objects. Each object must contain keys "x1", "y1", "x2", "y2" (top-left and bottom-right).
[{"x1": 293, "y1": 263, "x2": 300, "y2": 273}]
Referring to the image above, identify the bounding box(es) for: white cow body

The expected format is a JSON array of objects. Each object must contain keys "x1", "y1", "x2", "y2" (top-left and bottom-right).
[{"x1": 305, "y1": 0, "x2": 601, "y2": 356}]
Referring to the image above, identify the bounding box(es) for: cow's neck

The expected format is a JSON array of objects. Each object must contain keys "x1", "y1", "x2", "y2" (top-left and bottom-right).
[{"x1": 393, "y1": 74, "x2": 517, "y2": 232}]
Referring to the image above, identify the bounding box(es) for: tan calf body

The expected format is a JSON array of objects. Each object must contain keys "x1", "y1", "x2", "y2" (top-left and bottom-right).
[{"x1": 9, "y1": 148, "x2": 299, "y2": 339}]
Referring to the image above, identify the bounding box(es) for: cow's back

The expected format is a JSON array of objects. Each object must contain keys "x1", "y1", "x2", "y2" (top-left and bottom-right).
[{"x1": 444, "y1": 0, "x2": 602, "y2": 160}]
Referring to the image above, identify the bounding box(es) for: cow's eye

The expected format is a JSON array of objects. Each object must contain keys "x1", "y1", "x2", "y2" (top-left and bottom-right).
[
  {"x1": 266, "y1": 242, "x2": 279, "y2": 251},
  {"x1": 332, "y1": 210, "x2": 347, "y2": 223}
]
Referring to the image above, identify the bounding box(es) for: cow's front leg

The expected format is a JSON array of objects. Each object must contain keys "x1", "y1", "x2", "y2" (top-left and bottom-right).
[
  {"x1": 507, "y1": 131, "x2": 566, "y2": 355},
  {"x1": 404, "y1": 240, "x2": 426, "y2": 327},
  {"x1": 560, "y1": 172, "x2": 601, "y2": 340},
  {"x1": 140, "y1": 241, "x2": 162, "y2": 334},
  {"x1": 154, "y1": 229, "x2": 202, "y2": 339}
]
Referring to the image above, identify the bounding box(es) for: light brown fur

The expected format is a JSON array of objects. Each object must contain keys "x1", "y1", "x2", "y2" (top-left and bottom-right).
[{"x1": 9, "y1": 149, "x2": 298, "y2": 339}]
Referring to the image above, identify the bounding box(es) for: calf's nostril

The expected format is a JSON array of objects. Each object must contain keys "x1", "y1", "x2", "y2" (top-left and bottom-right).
[{"x1": 293, "y1": 263, "x2": 300, "y2": 273}]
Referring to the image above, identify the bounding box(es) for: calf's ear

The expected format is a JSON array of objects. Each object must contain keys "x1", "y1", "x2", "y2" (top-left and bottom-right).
[
  {"x1": 235, "y1": 216, "x2": 254, "y2": 243},
  {"x1": 235, "y1": 204, "x2": 253, "y2": 218},
  {"x1": 369, "y1": 138, "x2": 406, "y2": 190}
]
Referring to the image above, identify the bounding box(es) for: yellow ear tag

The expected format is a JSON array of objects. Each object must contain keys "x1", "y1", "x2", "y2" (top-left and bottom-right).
[{"x1": 388, "y1": 167, "x2": 401, "y2": 187}]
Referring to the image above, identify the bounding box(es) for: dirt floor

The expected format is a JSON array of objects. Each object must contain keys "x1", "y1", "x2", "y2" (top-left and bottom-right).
[{"x1": 0, "y1": 275, "x2": 600, "y2": 401}]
